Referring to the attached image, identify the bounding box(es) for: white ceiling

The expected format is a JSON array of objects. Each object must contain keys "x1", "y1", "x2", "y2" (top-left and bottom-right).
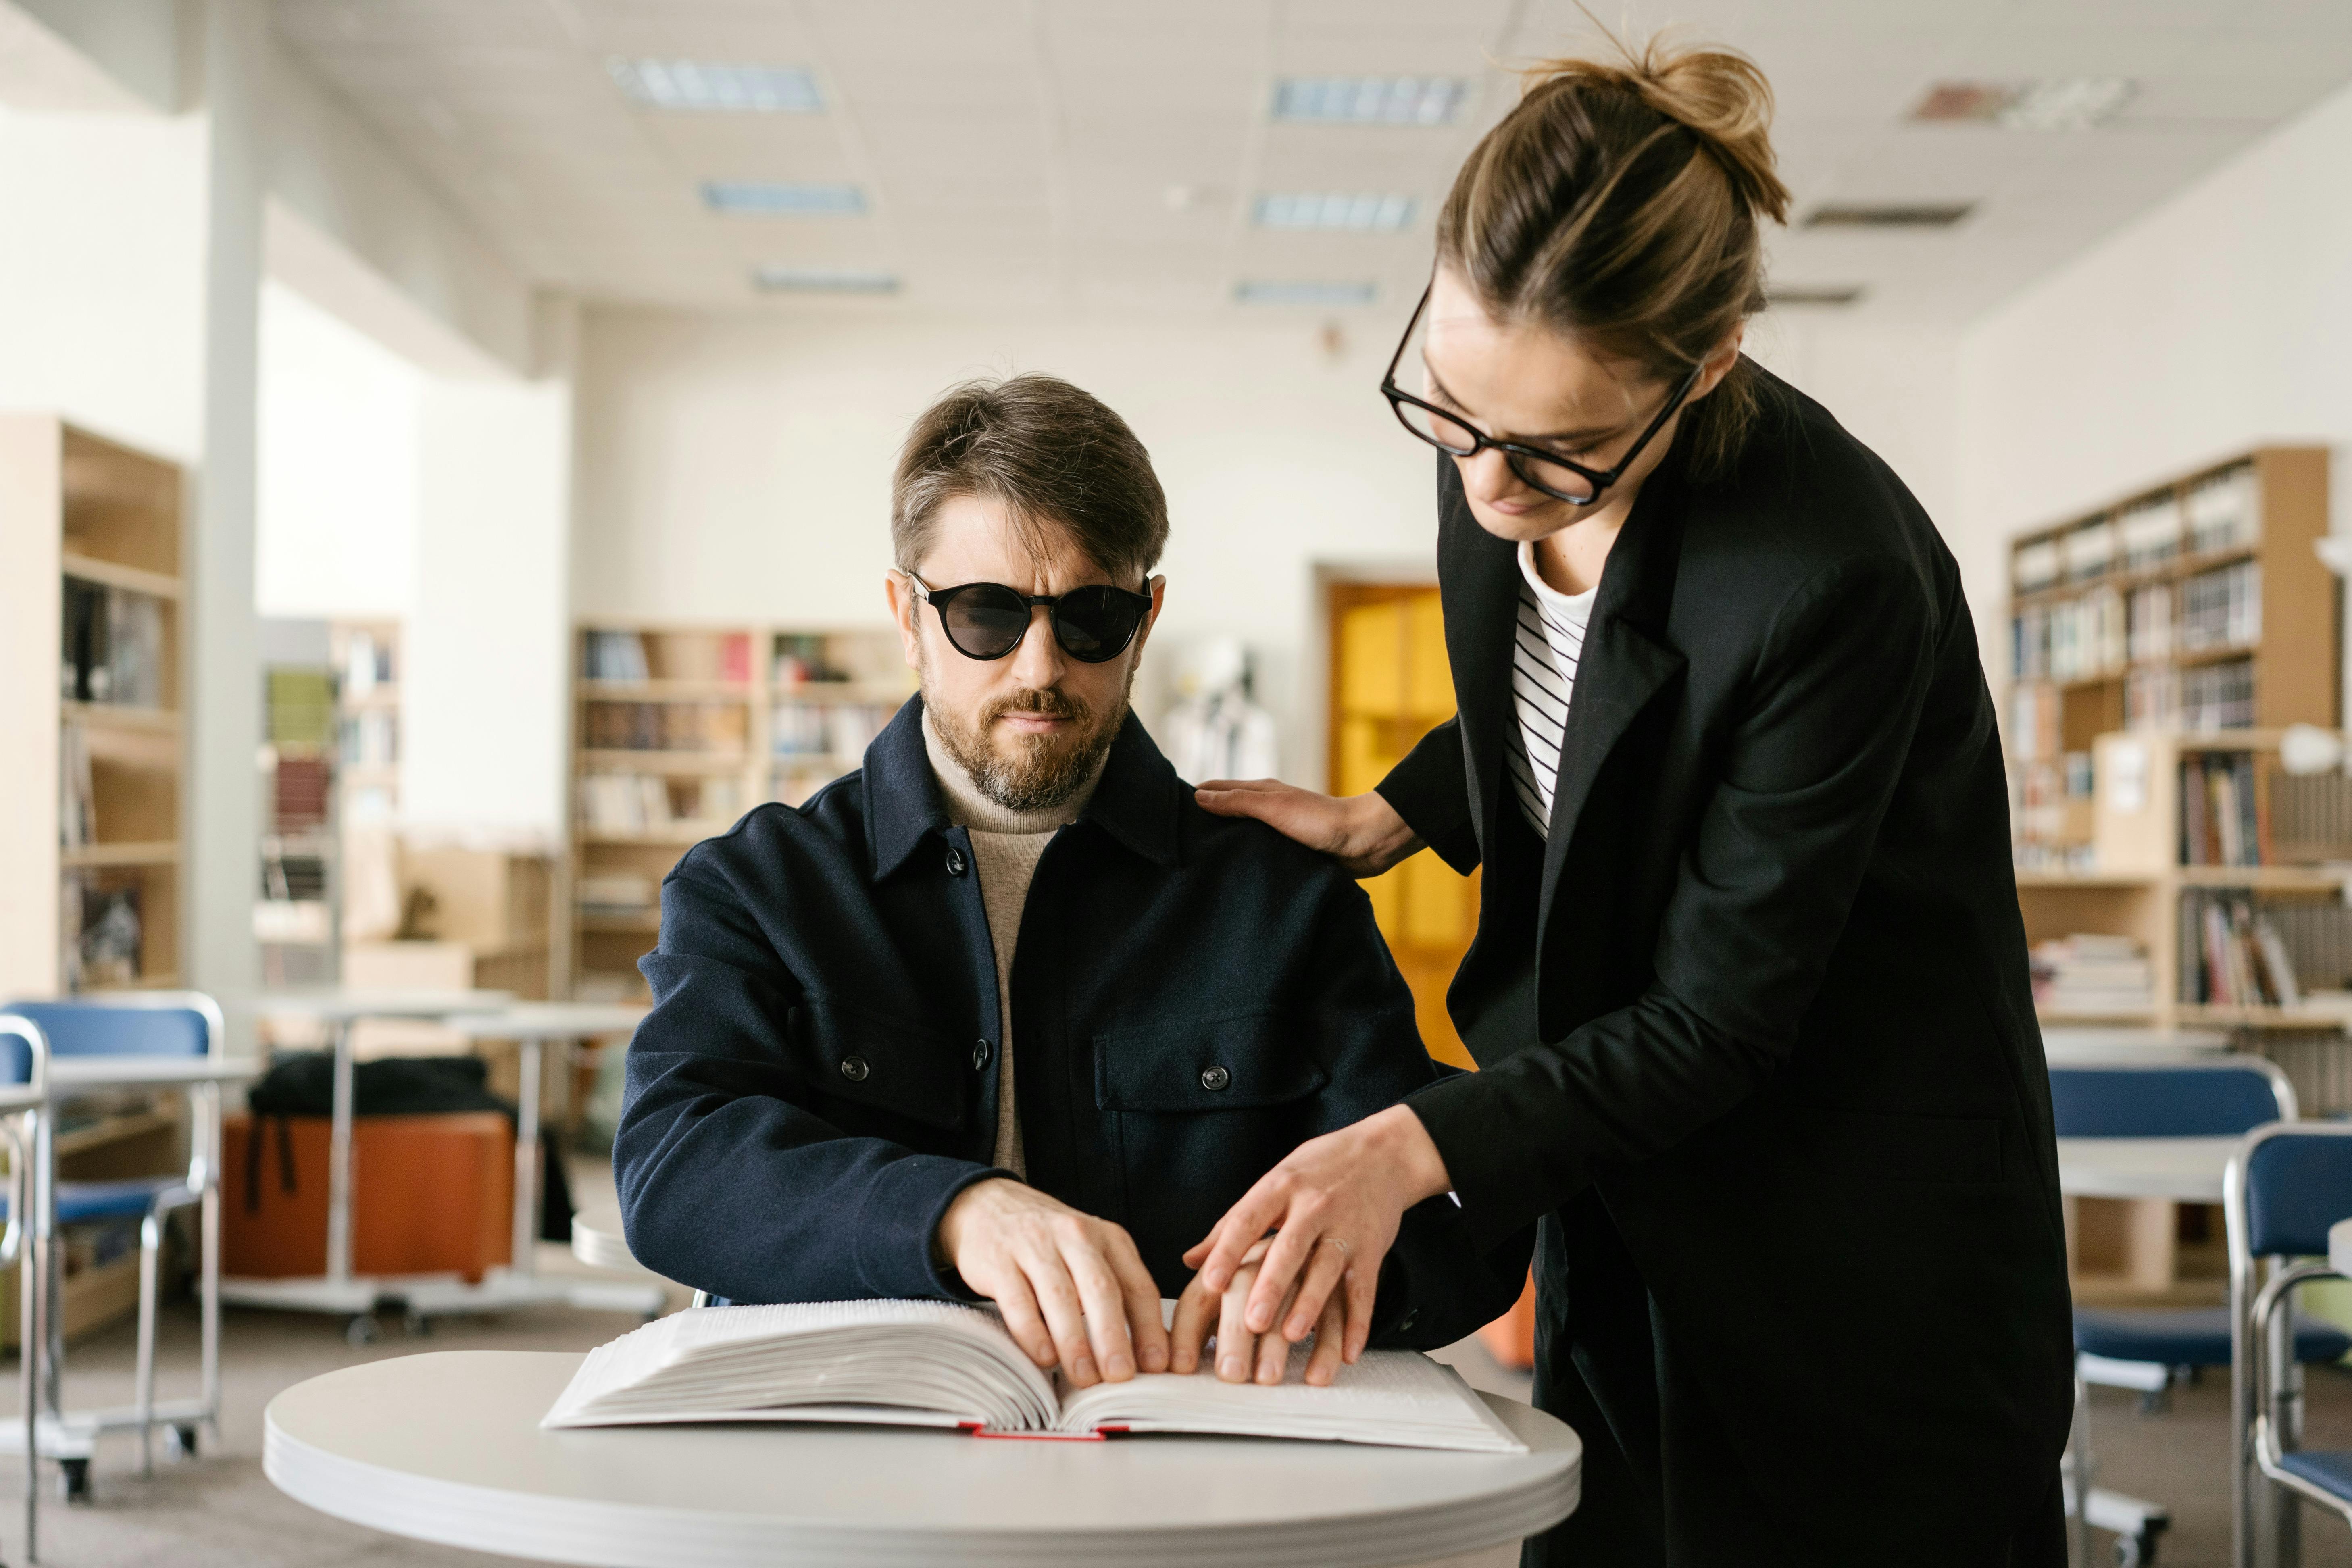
[{"x1": 268, "y1": 0, "x2": 2352, "y2": 325}]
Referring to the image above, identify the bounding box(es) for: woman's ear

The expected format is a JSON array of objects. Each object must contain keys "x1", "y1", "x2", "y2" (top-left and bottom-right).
[{"x1": 1693, "y1": 321, "x2": 1746, "y2": 400}]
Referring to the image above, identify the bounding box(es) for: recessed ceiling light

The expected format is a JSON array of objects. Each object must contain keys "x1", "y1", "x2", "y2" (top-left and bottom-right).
[
  {"x1": 608, "y1": 58, "x2": 821, "y2": 113},
  {"x1": 702, "y1": 181, "x2": 866, "y2": 217},
  {"x1": 1234, "y1": 280, "x2": 1379, "y2": 307},
  {"x1": 1273, "y1": 77, "x2": 1467, "y2": 126},
  {"x1": 1911, "y1": 78, "x2": 2134, "y2": 131},
  {"x1": 1766, "y1": 284, "x2": 1867, "y2": 308},
  {"x1": 1254, "y1": 193, "x2": 1417, "y2": 231},
  {"x1": 1802, "y1": 202, "x2": 1975, "y2": 230},
  {"x1": 753, "y1": 265, "x2": 900, "y2": 294}
]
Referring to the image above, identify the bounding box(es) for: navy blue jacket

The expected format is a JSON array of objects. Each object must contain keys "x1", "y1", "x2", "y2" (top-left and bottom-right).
[{"x1": 616, "y1": 697, "x2": 1529, "y2": 1349}]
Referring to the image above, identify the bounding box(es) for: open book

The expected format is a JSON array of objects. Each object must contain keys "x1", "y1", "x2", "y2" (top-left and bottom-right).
[{"x1": 543, "y1": 1299, "x2": 1525, "y2": 1453}]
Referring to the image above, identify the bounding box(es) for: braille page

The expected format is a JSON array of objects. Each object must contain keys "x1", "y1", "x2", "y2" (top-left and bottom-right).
[{"x1": 1053, "y1": 1346, "x2": 1526, "y2": 1453}]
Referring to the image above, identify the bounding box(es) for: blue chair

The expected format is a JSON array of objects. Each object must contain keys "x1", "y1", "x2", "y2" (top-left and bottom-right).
[
  {"x1": 0, "y1": 1016, "x2": 49, "y2": 1564},
  {"x1": 2, "y1": 993, "x2": 224, "y2": 1488},
  {"x1": 2229, "y1": 1122, "x2": 2352, "y2": 1568},
  {"x1": 2053, "y1": 1059, "x2": 2345, "y2": 1567}
]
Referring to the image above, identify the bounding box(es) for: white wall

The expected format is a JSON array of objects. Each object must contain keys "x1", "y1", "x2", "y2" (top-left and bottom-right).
[
  {"x1": 1957, "y1": 79, "x2": 2352, "y2": 604},
  {"x1": 255, "y1": 279, "x2": 421, "y2": 618},
  {"x1": 402, "y1": 374, "x2": 573, "y2": 840},
  {"x1": 0, "y1": 101, "x2": 206, "y2": 457}
]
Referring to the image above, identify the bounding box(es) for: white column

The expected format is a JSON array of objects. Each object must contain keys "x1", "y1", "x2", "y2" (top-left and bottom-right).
[{"x1": 187, "y1": 0, "x2": 267, "y2": 1047}]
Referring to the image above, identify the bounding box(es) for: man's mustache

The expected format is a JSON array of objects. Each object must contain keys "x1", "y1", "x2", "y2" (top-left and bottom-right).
[{"x1": 985, "y1": 687, "x2": 1087, "y2": 726}]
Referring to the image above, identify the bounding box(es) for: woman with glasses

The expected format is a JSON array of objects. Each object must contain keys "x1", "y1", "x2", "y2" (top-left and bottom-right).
[{"x1": 1188, "y1": 34, "x2": 2072, "y2": 1568}]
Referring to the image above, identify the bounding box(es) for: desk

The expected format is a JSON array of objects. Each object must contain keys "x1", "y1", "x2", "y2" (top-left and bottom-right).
[
  {"x1": 241, "y1": 990, "x2": 512, "y2": 1336},
  {"x1": 568, "y1": 1201, "x2": 641, "y2": 1275},
  {"x1": 2328, "y1": 1218, "x2": 2352, "y2": 1278},
  {"x1": 2040, "y1": 1028, "x2": 2231, "y2": 1066},
  {"x1": 267, "y1": 1350, "x2": 1581, "y2": 1568},
  {"x1": 2054, "y1": 1137, "x2": 2240, "y2": 1203}
]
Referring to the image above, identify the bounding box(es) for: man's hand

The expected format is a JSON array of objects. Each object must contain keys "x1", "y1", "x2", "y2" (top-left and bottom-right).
[
  {"x1": 1191, "y1": 781, "x2": 1421, "y2": 879},
  {"x1": 936, "y1": 1178, "x2": 1170, "y2": 1387},
  {"x1": 1183, "y1": 1106, "x2": 1453, "y2": 1366},
  {"x1": 1169, "y1": 1238, "x2": 1348, "y2": 1387}
]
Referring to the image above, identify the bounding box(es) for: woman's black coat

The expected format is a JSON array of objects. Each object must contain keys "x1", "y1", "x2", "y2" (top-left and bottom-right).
[{"x1": 1377, "y1": 364, "x2": 2075, "y2": 1562}]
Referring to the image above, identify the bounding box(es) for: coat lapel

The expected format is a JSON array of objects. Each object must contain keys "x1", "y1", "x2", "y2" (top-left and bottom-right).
[
  {"x1": 1534, "y1": 454, "x2": 1691, "y2": 936},
  {"x1": 1433, "y1": 458, "x2": 1522, "y2": 866}
]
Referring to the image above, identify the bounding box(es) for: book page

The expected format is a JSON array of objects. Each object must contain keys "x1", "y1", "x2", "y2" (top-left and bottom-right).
[{"x1": 1054, "y1": 1344, "x2": 1525, "y2": 1453}]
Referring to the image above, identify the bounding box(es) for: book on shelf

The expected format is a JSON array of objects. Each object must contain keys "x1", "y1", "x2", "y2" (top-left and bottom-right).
[
  {"x1": 2178, "y1": 560, "x2": 2260, "y2": 652},
  {"x1": 60, "y1": 576, "x2": 166, "y2": 709},
  {"x1": 543, "y1": 1299, "x2": 1525, "y2": 1454},
  {"x1": 59, "y1": 721, "x2": 92, "y2": 849},
  {"x1": 340, "y1": 709, "x2": 399, "y2": 768},
  {"x1": 73, "y1": 881, "x2": 142, "y2": 989},
  {"x1": 2180, "y1": 753, "x2": 2267, "y2": 866},
  {"x1": 771, "y1": 700, "x2": 896, "y2": 760},
  {"x1": 342, "y1": 629, "x2": 394, "y2": 693},
  {"x1": 577, "y1": 872, "x2": 657, "y2": 918},
  {"x1": 2180, "y1": 890, "x2": 2304, "y2": 1006},
  {"x1": 2125, "y1": 583, "x2": 2174, "y2": 663},
  {"x1": 583, "y1": 631, "x2": 651, "y2": 682},
  {"x1": 2012, "y1": 540, "x2": 2062, "y2": 595},
  {"x1": 2117, "y1": 493, "x2": 2181, "y2": 569},
  {"x1": 584, "y1": 700, "x2": 748, "y2": 754},
  {"x1": 2032, "y1": 934, "x2": 2152, "y2": 1015},
  {"x1": 2179, "y1": 659, "x2": 2255, "y2": 732},
  {"x1": 2272, "y1": 770, "x2": 2352, "y2": 859},
  {"x1": 577, "y1": 773, "x2": 747, "y2": 835},
  {"x1": 2183, "y1": 465, "x2": 2260, "y2": 556}
]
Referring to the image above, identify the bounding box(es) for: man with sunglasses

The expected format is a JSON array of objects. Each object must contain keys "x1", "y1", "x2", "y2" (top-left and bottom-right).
[{"x1": 617, "y1": 374, "x2": 1527, "y2": 1394}]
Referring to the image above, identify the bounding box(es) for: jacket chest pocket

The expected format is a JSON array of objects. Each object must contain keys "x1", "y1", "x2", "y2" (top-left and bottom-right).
[
  {"x1": 1093, "y1": 1009, "x2": 1330, "y2": 1112},
  {"x1": 786, "y1": 997, "x2": 969, "y2": 1133}
]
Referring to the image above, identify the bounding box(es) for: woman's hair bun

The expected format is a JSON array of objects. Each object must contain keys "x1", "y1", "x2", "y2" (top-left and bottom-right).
[{"x1": 1524, "y1": 35, "x2": 1791, "y2": 227}]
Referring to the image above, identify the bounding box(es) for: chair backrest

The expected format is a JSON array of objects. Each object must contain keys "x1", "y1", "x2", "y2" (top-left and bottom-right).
[
  {"x1": 2049, "y1": 1060, "x2": 2295, "y2": 1138},
  {"x1": 2227, "y1": 1122, "x2": 2352, "y2": 1264},
  {"x1": 0, "y1": 1016, "x2": 48, "y2": 1092},
  {"x1": 0, "y1": 992, "x2": 220, "y2": 1060}
]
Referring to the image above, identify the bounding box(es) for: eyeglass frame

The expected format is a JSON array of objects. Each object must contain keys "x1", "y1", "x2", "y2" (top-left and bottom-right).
[
  {"x1": 1379, "y1": 283, "x2": 1704, "y2": 509},
  {"x1": 901, "y1": 570, "x2": 1157, "y2": 663}
]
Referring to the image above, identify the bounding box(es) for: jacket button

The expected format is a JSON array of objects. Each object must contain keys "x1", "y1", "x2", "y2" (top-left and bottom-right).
[
  {"x1": 973, "y1": 1039, "x2": 993, "y2": 1072},
  {"x1": 945, "y1": 847, "x2": 967, "y2": 877},
  {"x1": 1399, "y1": 1308, "x2": 1419, "y2": 1333},
  {"x1": 1200, "y1": 1065, "x2": 1231, "y2": 1092},
  {"x1": 839, "y1": 1055, "x2": 871, "y2": 1083}
]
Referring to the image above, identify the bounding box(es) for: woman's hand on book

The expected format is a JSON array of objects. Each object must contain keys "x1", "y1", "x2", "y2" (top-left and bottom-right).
[
  {"x1": 1169, "y1": 1238, "x2": 1348, "y2": 1386},
  {"x1": 1182, "y1": 1106, "x2": 1454, "y2": 1367},
  {"x1": 1192, "y1": 780, "x2": 1421, "y2": 879},
  {"x1": 936, "y1": 1178, "x2": 1170, "y2": 1388}
]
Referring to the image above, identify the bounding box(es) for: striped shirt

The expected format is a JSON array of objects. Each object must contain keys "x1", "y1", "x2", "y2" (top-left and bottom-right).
[{"x1": 1506, "y1": 540, "x2": 1598, "y2": 839}]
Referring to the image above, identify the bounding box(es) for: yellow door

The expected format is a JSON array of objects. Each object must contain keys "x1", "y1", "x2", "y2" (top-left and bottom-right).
[{"x1": 1329, "y1": 584, "x2": 1479, "y2": 1069}]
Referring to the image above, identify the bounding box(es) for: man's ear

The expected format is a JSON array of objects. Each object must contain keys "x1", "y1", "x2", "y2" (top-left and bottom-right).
[
  {"x1": 1131, "y1": 574, "x2": 1168, "y2": 660},
  {"x1": 885, "y1": 569, "x2": 923, "y2": 671}
]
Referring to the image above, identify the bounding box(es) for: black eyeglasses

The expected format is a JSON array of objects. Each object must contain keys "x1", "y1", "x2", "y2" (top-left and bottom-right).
[
  {"x1": 905, "y1": 572, "x2": 1154, "y2": 663},
  {"x1": 1380, "y1": 284, "x2": 1702, "y2": 508}
]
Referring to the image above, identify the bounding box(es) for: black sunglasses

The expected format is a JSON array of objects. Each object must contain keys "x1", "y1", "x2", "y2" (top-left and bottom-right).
[
  {"x1": 1379, "y1": 283, "x2": 1701, "y2": 508},
  {"x1": 905, "y1": 572, "x2": 1154, "y2": 663}
]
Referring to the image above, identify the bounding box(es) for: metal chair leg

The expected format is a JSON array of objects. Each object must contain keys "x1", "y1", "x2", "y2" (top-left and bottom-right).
[
  {"x1": 2070, "y1": 1364, "x2": 2096, "y2": 1568},
  {"x1": 135, "y1": 1212, "x2": 160, "y2": 1479}
]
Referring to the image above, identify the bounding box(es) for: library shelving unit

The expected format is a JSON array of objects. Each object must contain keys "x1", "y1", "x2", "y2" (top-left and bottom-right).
[
  {"x1": 2003, "y1": 446, "x2": 2343, "y2": 1303},
  {"x1": 331, "y1": 619, "x2": 400, "y2": 828},
  {"x1": 0, "y1": 415, "x2": 188, "y2": 997},
  {"x1": 0, "y1": 414, "x2": 196, "y2": 1341},
  {"x1": 569, "y1": 623, "x2": 910, "y2": 1000}
]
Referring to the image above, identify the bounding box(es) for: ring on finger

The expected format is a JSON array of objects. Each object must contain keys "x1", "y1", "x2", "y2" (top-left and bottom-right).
[{"x1": 1318, "y1": 1235, "x2": 1352, "y2": 1263}]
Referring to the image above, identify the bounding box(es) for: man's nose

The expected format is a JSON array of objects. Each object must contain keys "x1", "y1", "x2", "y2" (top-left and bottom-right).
[{"x1": 1008, "y1": 604, "x2": 1066, "y2": 686}]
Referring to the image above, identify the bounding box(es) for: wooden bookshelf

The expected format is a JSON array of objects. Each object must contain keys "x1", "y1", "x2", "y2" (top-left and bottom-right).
[
  {"x1": 0, "y1": 416, "x2": 188, "y2": 997},
  {"x1": 568, "y1": 623, "x2": 911, "y2": 1001}
]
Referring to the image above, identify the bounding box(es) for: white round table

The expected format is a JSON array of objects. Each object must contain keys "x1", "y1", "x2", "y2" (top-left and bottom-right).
[
  {"x1": 569, "y1": 1201, "x2": 644, "y2": 1274},
  {"x1": 266, "y1": 1351, "x2": 1581, "y2": 1568},
  {"x1": 2040, "y1": 1027, "x2": 2231, "y2": 1066},
  {"x1": 2328, "y1": 1218, "x2": 2352, "y2": 1277},
  {"x1": 2054, "y1": 1137, "x2": 2241, "y2": 1202}
]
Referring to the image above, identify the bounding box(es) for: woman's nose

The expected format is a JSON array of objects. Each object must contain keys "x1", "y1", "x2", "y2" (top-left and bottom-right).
[{"x1": 1457, "y1": 447, "x2": 1525, "y2": 505}]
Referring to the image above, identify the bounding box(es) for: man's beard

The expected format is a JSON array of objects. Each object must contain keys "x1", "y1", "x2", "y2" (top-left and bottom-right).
[{"x1": 923, "y1": 660, "x2": 1131, "y2": 814}]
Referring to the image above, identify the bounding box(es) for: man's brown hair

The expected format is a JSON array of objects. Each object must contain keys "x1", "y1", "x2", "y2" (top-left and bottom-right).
[{"x1": 891, "y1": 374, "x2": 1168, "y2": 585}]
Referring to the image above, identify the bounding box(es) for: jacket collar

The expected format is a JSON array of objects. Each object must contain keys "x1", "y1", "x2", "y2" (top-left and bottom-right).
[{"x1": 863, "y1": 694, "x2": 1183, "y2": 879}]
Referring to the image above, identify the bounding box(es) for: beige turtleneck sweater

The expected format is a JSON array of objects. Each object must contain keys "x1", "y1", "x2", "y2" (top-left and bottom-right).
[{"x1": 923, "y1": 713, "x2": 1106, "y2": 1180}]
